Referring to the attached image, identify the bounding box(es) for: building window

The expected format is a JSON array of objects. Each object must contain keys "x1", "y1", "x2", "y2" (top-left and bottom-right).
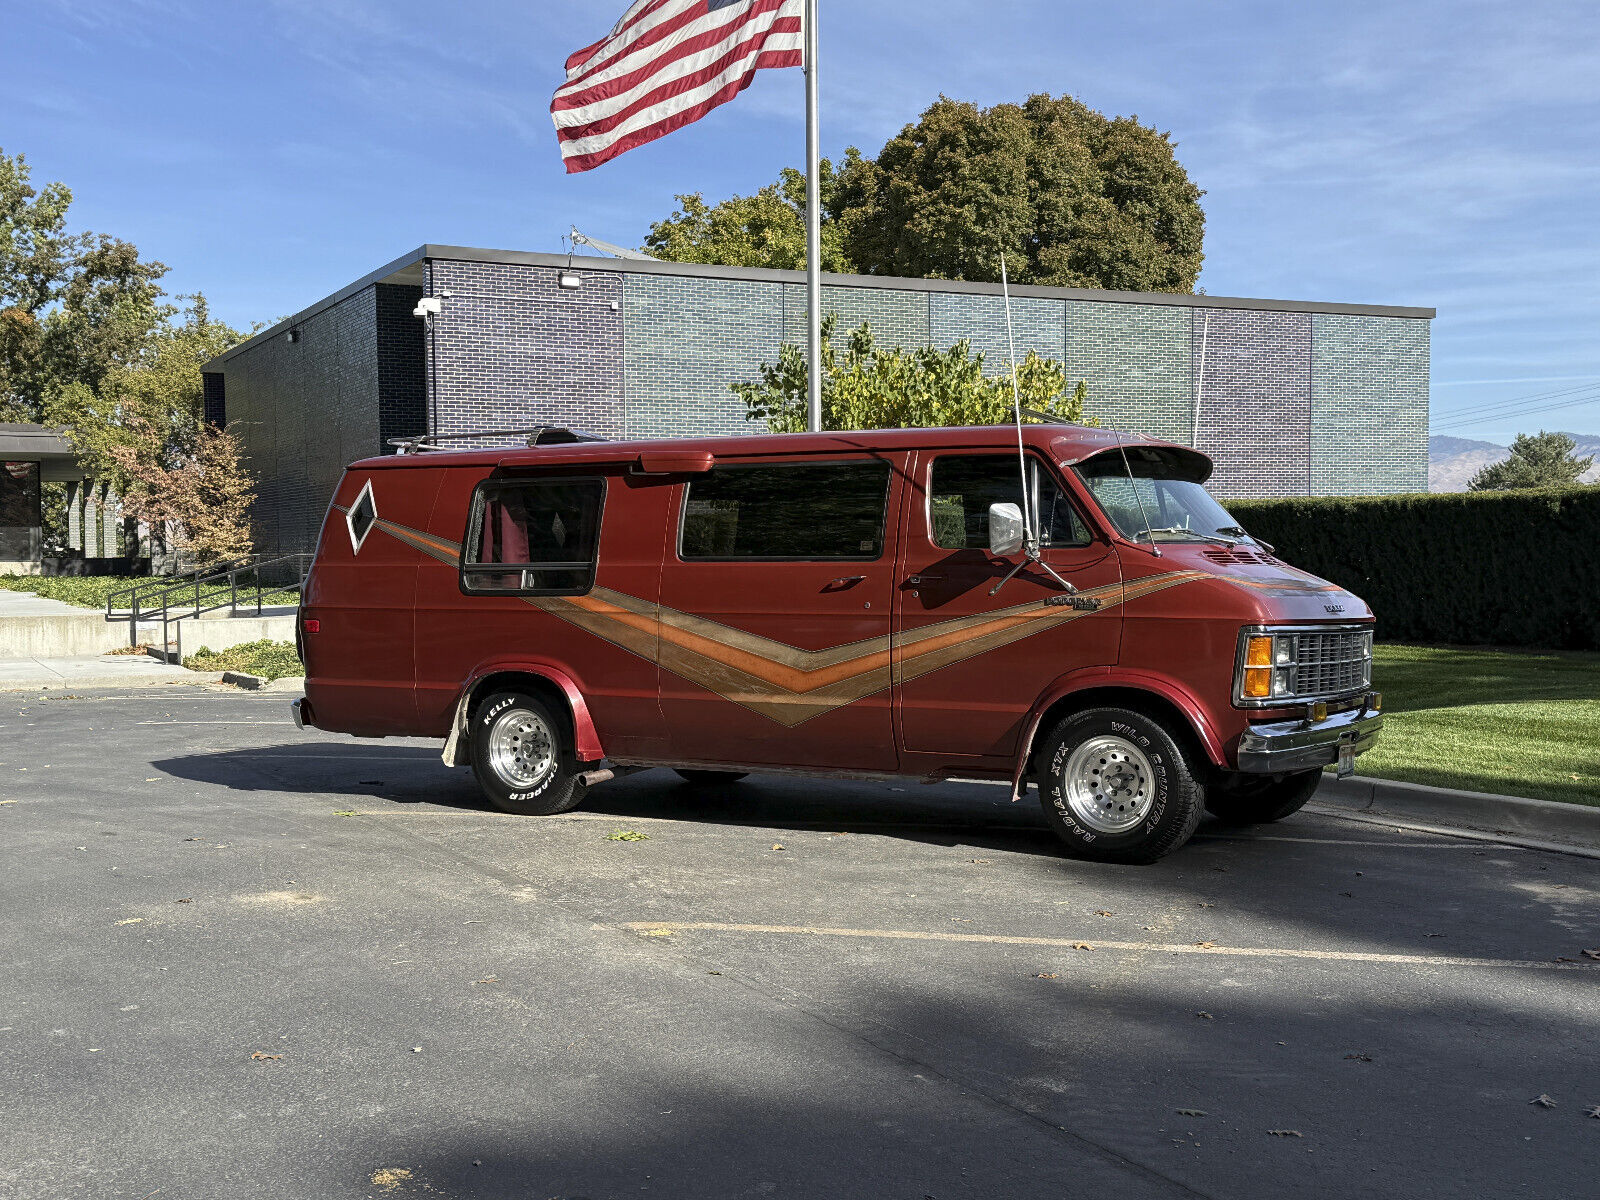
[
  {"x1": 679, "y1": 460, "x2": 891, "y2": 561},
  {"x1": 462, "y1": 476, "x2": 604, "y2": 595},
  {"x1": 929, "y1": 455, "x2": 1089, "y2": 551},
  {"x1": 0, "y1": 461, "x2": 41, "y2": 563}
]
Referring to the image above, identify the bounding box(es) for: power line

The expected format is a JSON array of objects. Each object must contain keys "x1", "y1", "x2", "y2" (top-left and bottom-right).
[{"x1": 1434, "y1": 386, "x2": 1600, "y2": 431}]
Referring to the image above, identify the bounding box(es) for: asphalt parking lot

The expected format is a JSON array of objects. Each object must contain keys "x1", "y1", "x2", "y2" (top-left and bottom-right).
[{"x1": 2, "y1": 685, "x2": 1597, "y2": 1199}]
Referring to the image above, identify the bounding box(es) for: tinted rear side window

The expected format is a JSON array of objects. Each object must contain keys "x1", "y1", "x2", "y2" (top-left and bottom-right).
[
  {"x1": 462, "y1": 477, "x2": 604, "y2": 595},
  {"x1": 680, "y1": 460, "x2": 891, "y2": 560}
]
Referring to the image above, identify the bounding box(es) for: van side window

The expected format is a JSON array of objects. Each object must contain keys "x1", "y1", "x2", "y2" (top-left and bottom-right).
[
  {"x1": 929, "y1": 456, "x2": 1090, "y2": 551},
  {"x1": 680, "y1": 460, "x2": 891, "y2": 561},
  {"x1": 462, "y1": 477, "x2": 604, "y2": 595}
]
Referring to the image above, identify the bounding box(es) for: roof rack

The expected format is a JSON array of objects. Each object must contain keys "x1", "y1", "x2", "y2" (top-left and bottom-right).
[{"x1": 387, "y1": 427, "x2": 609, "y2": 455}]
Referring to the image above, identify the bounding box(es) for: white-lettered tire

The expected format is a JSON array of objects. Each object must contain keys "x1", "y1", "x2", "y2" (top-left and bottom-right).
[
  {"x1": 674, "y1": 769, "x2": 749, "y2": 785},
  {"x1": 1035, "y1": 706, "x2": 1206, "y2": 864},
  {"x1": 470, "y1": 690, "x2": 584, "y2": 816},
  {"x1": 1206, "y1": 768, "x2": 1321, "y2": 825}
]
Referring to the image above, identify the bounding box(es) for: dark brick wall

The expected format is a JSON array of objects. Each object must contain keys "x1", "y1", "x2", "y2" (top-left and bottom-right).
[
  {"x1": 220, "y1": 286, "x2": 381, "y2": 556},
  {"x1": 426, "y1": 259, "x2": 625, "y2": 445},
  {"x1": 375, "y1": 283, "x2": 426, "y2": 449}
]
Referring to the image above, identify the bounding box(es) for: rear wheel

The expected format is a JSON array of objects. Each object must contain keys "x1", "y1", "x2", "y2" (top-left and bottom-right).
[
  {"x1": 674, "y1": 769, "x2": 749, "y2": 785},
  {"x1": 1035, "y1": 707, "x2": 1205, "y2": 864},
  {"x1": 470, "y1": 691, "x2": 584, "y2": 816},
  {"x1": 1206, "y1": 769, "x2": 1321, "y2": 825}
]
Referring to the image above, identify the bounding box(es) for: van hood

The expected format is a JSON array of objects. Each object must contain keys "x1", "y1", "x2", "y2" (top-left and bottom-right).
[{"x1": 1123, "y1": 543, "x2": 1373, "y2": 624}]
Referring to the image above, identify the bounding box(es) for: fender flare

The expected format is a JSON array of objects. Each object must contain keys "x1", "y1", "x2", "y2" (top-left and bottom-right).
[
  {"x1": 1010, "y1": 667, "x2": 1229, "y2": 800},
  {"x1": 441, "y1": 659, "x2": 605, "y2": 767}
]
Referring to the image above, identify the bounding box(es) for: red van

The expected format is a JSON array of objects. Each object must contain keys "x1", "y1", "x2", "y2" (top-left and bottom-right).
[{"x1": 293, "y1": 424, "x2": 1381, "y2": 863}]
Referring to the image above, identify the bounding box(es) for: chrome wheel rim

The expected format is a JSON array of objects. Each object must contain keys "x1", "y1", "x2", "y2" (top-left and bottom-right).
[
  {"x1": 487, "y1": 708, "x2": 555, "y2": 789},
  {"x1": 1062, "y1": 735, "x2": 1156, "y2": 834}
]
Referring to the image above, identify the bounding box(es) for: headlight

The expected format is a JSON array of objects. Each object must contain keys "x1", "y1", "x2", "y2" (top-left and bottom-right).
[{"x1": 1235, "y1": 627, "x2": 1373, "y2": 707}]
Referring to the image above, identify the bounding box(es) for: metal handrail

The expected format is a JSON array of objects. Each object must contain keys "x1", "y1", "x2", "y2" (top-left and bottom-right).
[
  {"x1": 108, "y1": 552, "x2": 314, "y2": 653},
  {"x1": 104, "y1": 557, "x2": 254, "y2": 619}
]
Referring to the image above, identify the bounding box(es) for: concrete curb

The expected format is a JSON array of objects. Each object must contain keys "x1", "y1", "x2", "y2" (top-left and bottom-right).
[
  {"x1": 0, "y1": 670, "x2": 227, "y2": 691},
  {"x1": 1315, "y1": 775, "x2": 1600, "y2": 851},
  {"x1": 221, "y1": 671, "x2": 306, "y2": 692}
]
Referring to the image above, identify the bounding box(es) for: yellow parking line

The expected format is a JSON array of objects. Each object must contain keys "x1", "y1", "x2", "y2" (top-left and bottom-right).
[{"x1": 617, "y1": 921, "x2": 1600, "y2": 972}]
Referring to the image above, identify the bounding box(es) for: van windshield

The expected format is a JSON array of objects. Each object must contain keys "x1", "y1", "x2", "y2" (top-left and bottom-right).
[{"x1": 1074, "y1": 451, "x2": 1254, "y2": 545}]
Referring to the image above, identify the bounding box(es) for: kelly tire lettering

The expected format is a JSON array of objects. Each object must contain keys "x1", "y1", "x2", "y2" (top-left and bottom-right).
[{"x1": 468, "y1": 689, "x2": 587, "y2": 817}]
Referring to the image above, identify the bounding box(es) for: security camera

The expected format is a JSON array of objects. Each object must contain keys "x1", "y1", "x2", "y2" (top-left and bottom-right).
[{"x1": 413, "y1": 297, "x2": 443, "y2": 318}]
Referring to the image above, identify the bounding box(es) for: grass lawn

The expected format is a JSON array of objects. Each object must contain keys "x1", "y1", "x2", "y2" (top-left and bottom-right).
[
  {"x1": 183, "y1": 639, "x2": 303, "y2": 681},
  {"x1": 1363, "y1": 644, "x2": 1600, "y2": 806},
  {"x1": 0, "y1": 574, "x2": 298, "y2": 610}
]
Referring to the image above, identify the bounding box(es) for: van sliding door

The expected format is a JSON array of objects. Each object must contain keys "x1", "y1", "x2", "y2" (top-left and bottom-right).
[{"x1": 656, "y1": 454, "x2": 906, "y2": 771}]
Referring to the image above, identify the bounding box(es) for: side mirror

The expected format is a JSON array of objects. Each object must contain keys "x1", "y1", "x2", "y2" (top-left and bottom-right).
[{"x1": 988, "y1": 502, "x2": 1025, "y2": 557}]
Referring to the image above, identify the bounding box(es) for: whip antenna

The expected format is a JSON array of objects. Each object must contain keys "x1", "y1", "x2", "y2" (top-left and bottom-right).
[
  {"x1": 988, "y1": 253, "x2": 1076, "y2": 597},
  {"x1": 1000, "y1": 254, "x2": 1036, "y2": 542}
]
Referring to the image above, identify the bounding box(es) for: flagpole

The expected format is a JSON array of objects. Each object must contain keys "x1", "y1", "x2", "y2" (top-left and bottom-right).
[{"x1": 804, "y1": 0, "x2": 822, "y2": 433}]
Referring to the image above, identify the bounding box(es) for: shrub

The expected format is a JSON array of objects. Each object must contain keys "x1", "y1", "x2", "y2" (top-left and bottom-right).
[
  {"x1": 183, "y1": 639, "x2": 303, "y2": 680},
  {"x1": 1226, "y1": 488, "x2": 1600, "y2": 650}
]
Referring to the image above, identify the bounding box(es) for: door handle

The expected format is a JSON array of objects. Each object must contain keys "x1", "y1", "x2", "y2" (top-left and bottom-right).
[
  {"x1": 907, "y1": 574, "x2": 944, "y2": 585},
  {"x1": 824, "y1": 575, "x2": 867, "y2": 591}
]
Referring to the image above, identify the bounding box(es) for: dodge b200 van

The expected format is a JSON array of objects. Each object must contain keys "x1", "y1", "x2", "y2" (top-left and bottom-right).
[{"x1": 292, "y1": 424, "x2": 1381, "y2": 863}]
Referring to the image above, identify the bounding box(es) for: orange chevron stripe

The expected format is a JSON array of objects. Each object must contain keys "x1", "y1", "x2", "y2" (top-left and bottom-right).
[{"x1": 368, "y1": 514, "x2": 1211, "y2": 724}]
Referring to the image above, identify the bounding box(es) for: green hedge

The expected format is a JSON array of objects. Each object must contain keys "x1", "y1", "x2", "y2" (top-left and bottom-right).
[{"x1": 1225, "y1": 488, "x2": 1600, "y2": 650}]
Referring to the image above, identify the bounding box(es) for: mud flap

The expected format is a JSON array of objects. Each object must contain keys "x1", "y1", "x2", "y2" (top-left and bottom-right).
[{"x1": 440, "y1": 691, "x2": 472, "y2": 767}]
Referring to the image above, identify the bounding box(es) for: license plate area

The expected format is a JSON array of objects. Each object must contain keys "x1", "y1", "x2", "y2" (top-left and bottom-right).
[{"x1": 1336, "y1": 741, "x2": 1356, "y2": 778}]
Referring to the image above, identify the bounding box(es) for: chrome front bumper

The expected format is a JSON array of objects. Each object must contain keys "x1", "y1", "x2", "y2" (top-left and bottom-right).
[{"x1": 1236, "y1": 700, "x2": 1383, "y2": 774}]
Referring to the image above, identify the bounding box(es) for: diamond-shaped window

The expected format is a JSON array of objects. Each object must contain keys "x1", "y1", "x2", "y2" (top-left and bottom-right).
[{"x1": 346, "y1": 479, "x2": 377, "y2": 554}]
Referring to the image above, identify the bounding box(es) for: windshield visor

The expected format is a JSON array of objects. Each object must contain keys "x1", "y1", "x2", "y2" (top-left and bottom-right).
[{"x1": 1074, "y1": 448, "x2": 1252, "y2": 545}]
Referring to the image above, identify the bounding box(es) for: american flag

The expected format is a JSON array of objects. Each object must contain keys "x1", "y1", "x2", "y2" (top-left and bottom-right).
[{"x1": 552, "y1": 0, "x2": 804, "y2": 174}]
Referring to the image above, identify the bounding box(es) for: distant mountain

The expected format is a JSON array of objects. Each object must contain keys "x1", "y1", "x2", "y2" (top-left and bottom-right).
[{"x1": 1428, "y1": 432, "x2": 1600, "y2": 492}]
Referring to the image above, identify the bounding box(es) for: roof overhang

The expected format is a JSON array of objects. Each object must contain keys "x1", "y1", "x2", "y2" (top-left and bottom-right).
[{"x1": 0, "y1": 424, "x2": 86, "y2": 480}]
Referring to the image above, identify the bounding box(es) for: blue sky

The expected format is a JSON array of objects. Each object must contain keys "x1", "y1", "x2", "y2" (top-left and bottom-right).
[{"x1": 6, "y1": 0, "x2": 1598, "y2": 444}]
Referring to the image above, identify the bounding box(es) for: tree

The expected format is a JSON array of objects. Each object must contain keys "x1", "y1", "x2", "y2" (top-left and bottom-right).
[
  {"x1": 109, "y1": 419, "x2": 256, "y2": 565},
  {"x1": 645, "y1": 94, "x2": 1205, "y2": 292},
  {"x1": 643, "y1": 155, "x2": 859, "y2": 271},
  {"x1": 0, "y1": 148, "x2": 168, "y2": 422},
  {"x1": 48, "y1": 295, "x2": 251, "y2": 560},
  {"x1": 734, "y1": 313, "x2": 1089, "y2": 433},
  {"x1": 1467, "y1": 431, "x2": 1594, "y2": 491}
]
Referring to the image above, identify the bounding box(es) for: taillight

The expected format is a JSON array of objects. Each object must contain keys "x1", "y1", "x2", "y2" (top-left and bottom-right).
[{"x1": 303, "y1": 618, "x2": 320, "y2": 634}]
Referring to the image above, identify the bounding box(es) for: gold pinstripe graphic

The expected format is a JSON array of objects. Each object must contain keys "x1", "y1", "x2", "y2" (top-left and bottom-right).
[{"x1": 355, "y1": 511, "x2": 1214, "y2": 727}]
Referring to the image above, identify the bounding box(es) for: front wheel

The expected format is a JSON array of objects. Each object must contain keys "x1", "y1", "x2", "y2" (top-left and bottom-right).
[
  {"x1": 470, "y1": 691, "x2": 584, "y2": 816},
  {"x1": 1035, "y1": 707, "x2": 1205, "y2": 864},
  {"x1": 1206, "y1": 769, "x2": 1321, "y2": 825}
]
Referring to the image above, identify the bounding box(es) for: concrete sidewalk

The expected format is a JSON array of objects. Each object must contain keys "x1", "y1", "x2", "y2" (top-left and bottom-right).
[
  {"x1": 0, "y1": 652, "x2": 223, "y2": 690},
  {"x1": 0, "y1": 589, "x2": 88, "y2": 617}
]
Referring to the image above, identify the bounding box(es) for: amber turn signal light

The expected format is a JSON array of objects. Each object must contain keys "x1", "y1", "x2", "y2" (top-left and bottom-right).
[
  {"x1": 1242, "y1": 666, "x2": 1272, "y2": 698},
  {"x1": 1244, "y1": 635, "x2": 1273, "y2": 668}
]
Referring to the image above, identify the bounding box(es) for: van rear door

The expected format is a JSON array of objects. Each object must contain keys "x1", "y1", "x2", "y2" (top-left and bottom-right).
[{"x1": 656, "y1": 453, "x2": 906, "y2": 771}]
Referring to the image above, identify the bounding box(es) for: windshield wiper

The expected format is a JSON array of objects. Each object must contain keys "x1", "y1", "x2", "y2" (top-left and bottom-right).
[
  {"x1": 1132, "y1": 526, "x2": 1239, "y2": 547},
  {"x1": 1215, "y1": 524, "x2": 1273, "y2": 553}
]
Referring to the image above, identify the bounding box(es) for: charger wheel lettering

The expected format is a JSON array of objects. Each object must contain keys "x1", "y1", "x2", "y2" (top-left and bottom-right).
[{"x1": 470, "y1": 691, "x2": 584, "y2": 816}]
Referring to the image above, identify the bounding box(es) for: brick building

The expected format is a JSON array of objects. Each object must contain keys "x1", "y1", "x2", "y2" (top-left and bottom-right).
[{"x1": 203, "y1": 245, "x2": 1433, "y2": 556}]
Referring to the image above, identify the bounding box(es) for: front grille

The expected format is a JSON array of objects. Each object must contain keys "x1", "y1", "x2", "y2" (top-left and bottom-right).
[{"x1": 1288, "y1": 629, "x2": 1371, "y2": 697}]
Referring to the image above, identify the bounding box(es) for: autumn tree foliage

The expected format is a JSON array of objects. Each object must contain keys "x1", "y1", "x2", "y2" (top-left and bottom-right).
[{"x1": 110, "y1": 419, "x2": 256, "y2": 566}]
